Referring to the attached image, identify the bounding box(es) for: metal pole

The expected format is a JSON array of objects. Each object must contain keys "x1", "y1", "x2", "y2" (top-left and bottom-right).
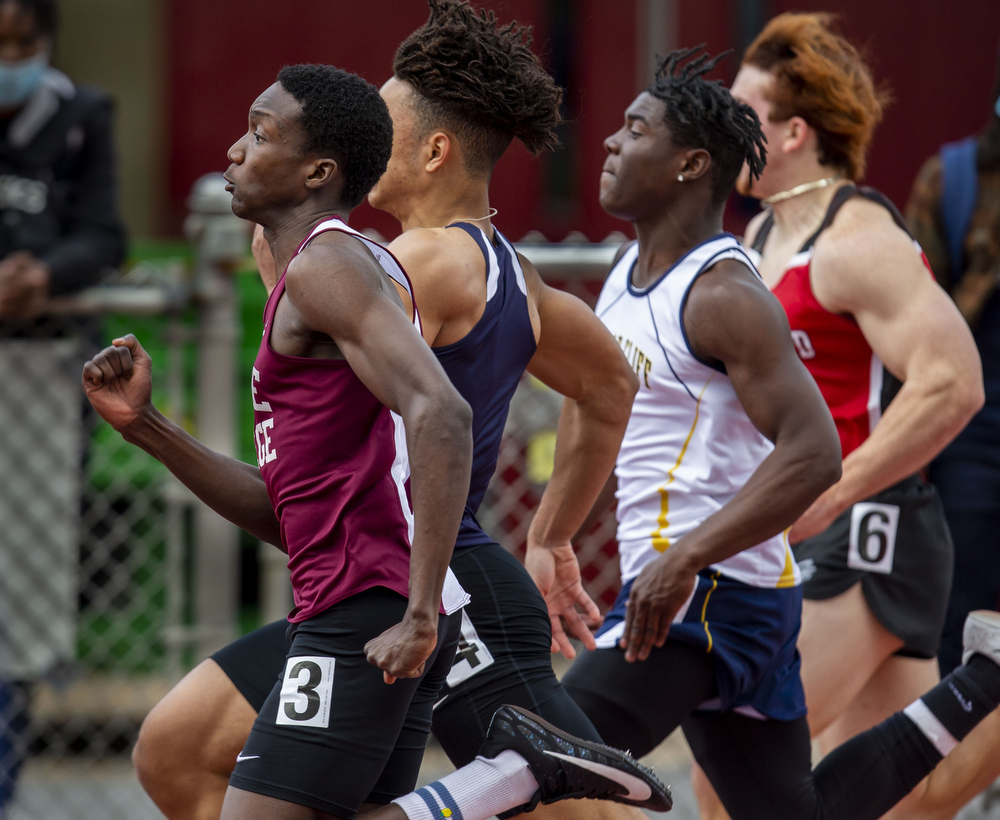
[
  {"x1": 185, "y1": 173, "x2": 252, "y2": 660},
  {"x1": 164, "y1": 317, "x2": 187, "y2": 679},
  {"x1": 636, "y1": 0, "x2": 677, "y2": 91}
]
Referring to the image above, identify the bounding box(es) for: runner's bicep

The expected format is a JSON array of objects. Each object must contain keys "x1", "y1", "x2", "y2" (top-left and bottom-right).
[
  {"x1": 338, "y1": 295, "x2": 455, "y2": 417},
  {"x1": 853, "y1": 276, "x2": 978, "y2": 388},
  {"x1": 685, "y1": 266, "x2": 829, "y2": 444},
  {"x1": 527, "y1": 283, "x2": 633, "y2": 401}
]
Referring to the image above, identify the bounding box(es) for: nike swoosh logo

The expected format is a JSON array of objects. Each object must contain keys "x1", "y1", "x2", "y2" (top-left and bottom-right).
[
  {"x1": 542, "y1": 751, "x2": 652, "y2": 801},
  {"x1": 236, "y1": 753, "x2": 260, "y2": 762}
]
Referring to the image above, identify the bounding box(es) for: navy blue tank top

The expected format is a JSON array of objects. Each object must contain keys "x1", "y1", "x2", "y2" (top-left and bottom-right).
[{"x1": 434, "y1": 223, "x2": 537, "y2": 549}]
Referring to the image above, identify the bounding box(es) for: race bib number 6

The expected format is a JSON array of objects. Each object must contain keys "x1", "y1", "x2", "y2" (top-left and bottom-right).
[
  {"x1": 848, "y1": 502, "x2": 900, "y2": 575},
  {"x1": 276, "y1": 655, "x2": 335, "y2": 727}
]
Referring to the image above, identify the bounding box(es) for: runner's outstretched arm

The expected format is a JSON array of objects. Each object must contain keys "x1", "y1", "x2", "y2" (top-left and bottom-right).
[
  {"x1": 282, "y1": 232, "x2": 473, "y2": 682},
  {"x1": 82, "y1": 334, "x2": 283, "y2": 546},
  {"x1": 620, "y1": 258, "x2": 842, "y2": 662},
  {"x1": 788, "y1": 201, "x2": 983, "y2": 542},
  {"x1": 523, "y1": 256, "x2": 639, "y2": 658}
]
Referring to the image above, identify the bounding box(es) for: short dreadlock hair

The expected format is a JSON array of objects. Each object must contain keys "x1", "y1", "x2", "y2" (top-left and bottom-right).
[
  {"x1": 647, "y1": 47, "x2": 766, "y2": 205},
  {"x1": 276, "y1": 64, "x2": 393, "y2": 209},
  {"x1": 393, "y1": 0, "x2": 563, "y2": 178}
]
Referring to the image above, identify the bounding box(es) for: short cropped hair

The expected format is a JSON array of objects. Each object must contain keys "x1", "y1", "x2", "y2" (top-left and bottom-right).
[
  {"x1": 393, "y1": 0, "x2": 563, "y2": 178},
  {"x1": 743, "y1": 12, "x2": 888, "y2": 181},
  {"x1": 276, "y1": 64, "x2": 393, "y2": 209},
  {"x1": 648, "y1": 47, "x2": 767, "y2": 205}
]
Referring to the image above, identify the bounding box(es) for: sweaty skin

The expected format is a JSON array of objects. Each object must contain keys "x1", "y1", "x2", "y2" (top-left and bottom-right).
[
  {"x1": 529, "y1": 89, "x2": 841, "y2": 665},
  {"x1": 132, "y1": 75, "x2": 642, "y2": 820},
  {"x1": 86, "y1": 80, "x2": 475, "y2": 820},
  {"x1": 691, "y1": 60, "x2": 990, "y2": 820}
]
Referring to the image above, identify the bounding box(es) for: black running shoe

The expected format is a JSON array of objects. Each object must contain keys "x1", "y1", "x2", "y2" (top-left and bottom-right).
[{"x1": 480, "y1": 704, "x2": 672, "y2": 813}]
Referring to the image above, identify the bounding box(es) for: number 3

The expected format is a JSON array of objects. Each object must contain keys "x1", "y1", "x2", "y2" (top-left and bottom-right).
[
  {"x1": 847, "y1": 502, "x2": 900, "y2": 575},
  {"x1": 276, "y1": 656, "x2": 335, "y2": 727}
]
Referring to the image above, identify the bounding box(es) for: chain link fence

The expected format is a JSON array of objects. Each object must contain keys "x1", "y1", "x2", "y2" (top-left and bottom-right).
[
  {"x1": 0, "y1": 218, "x2": 629, "y2": 820},
  {"x1": 2, "y1": 214, "x2": 996, "y2": 820},
  {"x1": 0, "y1": 173, "x2": 246, "y2": 820},
  {"x1": 0, "y1": 313, "x2": 187, "y2": 820}
]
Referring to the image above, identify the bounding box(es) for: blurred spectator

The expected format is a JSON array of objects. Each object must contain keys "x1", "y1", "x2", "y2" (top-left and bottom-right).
[
  {"x1": 905, "y1": 41, "x2": 1000, "y2": 676},
  {"x1": 0, "y1": 0, "x2": 125, "y2": 814}
]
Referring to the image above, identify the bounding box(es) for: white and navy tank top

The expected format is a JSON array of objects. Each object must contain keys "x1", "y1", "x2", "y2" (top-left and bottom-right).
[
  {"x1": 595, "y1": 233, "x2": 799, "y2": 590},
  {"x1": 435, "y1": 222, "x2": 537, "y2": 549}
]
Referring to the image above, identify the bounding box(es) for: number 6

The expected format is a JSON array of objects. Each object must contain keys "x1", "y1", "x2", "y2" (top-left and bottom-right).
[{"x1": 847, "y1": 502, "x2": 900, "y2": 575}]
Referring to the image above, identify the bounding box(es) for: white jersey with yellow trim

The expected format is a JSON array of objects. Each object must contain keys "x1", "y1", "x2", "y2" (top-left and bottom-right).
[{"x1": 595, "y1": 233, "x2": 799, "y2": 590}]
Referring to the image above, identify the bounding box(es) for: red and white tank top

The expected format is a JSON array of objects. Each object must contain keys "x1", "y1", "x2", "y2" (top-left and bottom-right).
[
  {"x1": 253, "y1": 216, "x2": 469, "y2": 622},
  {"x1": 749, "y1": 185, "x2": 931, "y2": 458}
]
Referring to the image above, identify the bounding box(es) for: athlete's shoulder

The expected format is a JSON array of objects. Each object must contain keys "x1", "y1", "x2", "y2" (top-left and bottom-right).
[
  {"x1": 684, "y1": 255, "x2": 789, "y2": 369},
  {"x1": 388, "y1": 226, "x2": 484, "y2": 320},
  {"x1": 387, "y1": 227, "x2": 457, "y2": 273},
  {"x1": 811, "y1": 195, "x2": 928, "y2": 313},
  {"x1": 288, "y1": 227, "x2": 382, "y2": 283}
]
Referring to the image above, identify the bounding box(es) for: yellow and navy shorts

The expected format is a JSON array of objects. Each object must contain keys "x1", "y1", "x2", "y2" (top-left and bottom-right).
[{"x1": 595, "y1": 569, "x2": 806, "y2": 721}]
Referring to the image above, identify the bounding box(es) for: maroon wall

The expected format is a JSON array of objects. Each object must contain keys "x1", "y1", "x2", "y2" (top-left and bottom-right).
[
  {"x1": 167, "y1": 1, "x2": 1000, "y2": 238},
  {"x1": 167, "y1": 0, "x2": 558, "y2": 238},
  {"x1": 676, "y1": 0, "x2": 1000, "y2": 216}
]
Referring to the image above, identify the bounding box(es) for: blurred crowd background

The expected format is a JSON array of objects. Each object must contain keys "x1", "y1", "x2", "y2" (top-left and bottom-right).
[{"x1": 1, "y1": 1, "x2": 999, "y2": 818}]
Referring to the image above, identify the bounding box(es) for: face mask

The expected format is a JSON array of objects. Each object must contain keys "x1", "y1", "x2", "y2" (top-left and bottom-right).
[{"x1": 0, "y1": 51, "x2": 48, "y2": 109}]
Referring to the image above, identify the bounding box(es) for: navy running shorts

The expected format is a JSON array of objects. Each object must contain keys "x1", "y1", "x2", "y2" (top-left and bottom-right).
[{"x1": 577, "y1": 568, "x2": 806, "y2": 721}]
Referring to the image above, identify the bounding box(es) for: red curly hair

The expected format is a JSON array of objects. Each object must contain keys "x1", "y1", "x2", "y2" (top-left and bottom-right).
[{"x1": 743, "y1": 12, "x2": 889, "y2": 181}]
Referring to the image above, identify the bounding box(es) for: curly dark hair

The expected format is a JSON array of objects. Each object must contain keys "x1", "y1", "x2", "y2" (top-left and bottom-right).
[
  {"x1": 647, "y1": 47, "x2": 767, "y2": 205},
  {"x1": 393, "y1": 0, "x2": 563, "y2": 178},
  {"x1": 12, "y1": 0, "x2": 57, "y2": 37},
  {"x1": 276, "y1": 64, "x2": 393, "y2": 209}
]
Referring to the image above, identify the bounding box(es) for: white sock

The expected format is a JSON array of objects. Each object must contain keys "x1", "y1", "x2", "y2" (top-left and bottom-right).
[
  {"x1": 392, "y1": 750, "x2": 538, "y2": 820},
  {"x1": 903, "y1": 699, "x2": 958, "y2": 757}
]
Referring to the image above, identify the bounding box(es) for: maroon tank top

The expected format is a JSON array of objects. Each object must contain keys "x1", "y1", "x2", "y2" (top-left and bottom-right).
[{"x1": 252, "y1": 217, "x2": 468, "y2": 622}]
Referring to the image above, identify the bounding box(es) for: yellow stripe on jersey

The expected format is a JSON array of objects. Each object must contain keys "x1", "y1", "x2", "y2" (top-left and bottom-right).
[
  {"x1": 651, "y1": 375, "x2": 714, "y2": 552},
  {"x1": 701, "y1": 571, "x2": 721, "y2": 653},
  {"x1": 776, "y1": 529, "x2": 798, "y2": 589}
]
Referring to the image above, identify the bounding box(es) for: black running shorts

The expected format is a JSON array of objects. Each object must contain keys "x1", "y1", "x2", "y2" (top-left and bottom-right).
[
  {"x1": 214, "y1": 542, "x2": 602, "y2": 774},
  {"x1": 792, "y1": 475, "x2": 954, "y2": 658},
  {"x1": 429, "y1": 541, "x2": 602, "y2": 767},
  {"x1": 227, "y1": 586, "x2": 461, "y2": 818},
  {"x1": 212, "y1": 619, "x2": 288, "y2": 711}
]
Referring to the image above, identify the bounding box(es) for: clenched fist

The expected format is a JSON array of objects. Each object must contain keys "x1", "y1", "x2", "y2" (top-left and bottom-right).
[
  {"x1": 82, "y1": 334, "x2": 154, "y2": 432},
  {"x1": 364, "y1": 611, "x2": 439, "y2": 685}
]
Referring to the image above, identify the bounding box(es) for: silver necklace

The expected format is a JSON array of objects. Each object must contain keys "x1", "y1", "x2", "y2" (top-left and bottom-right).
[
  {"x1": 451, "y1": 207, "x2": 498, "y2": 222},
  {"x1": 761, "y1": 176, "x2": 840, "y2": 205}
]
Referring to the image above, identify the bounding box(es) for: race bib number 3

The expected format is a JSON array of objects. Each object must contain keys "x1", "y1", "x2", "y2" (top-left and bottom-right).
[
  {"x1": 445, "y1": 610, "x2": 495, "y2": 688},
  {"x1": 848, "y1": 502, "x2": 900, "y2": 575},
  {"x1": 276, "y1": 656, "x2": 335, "y2": 727}
]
